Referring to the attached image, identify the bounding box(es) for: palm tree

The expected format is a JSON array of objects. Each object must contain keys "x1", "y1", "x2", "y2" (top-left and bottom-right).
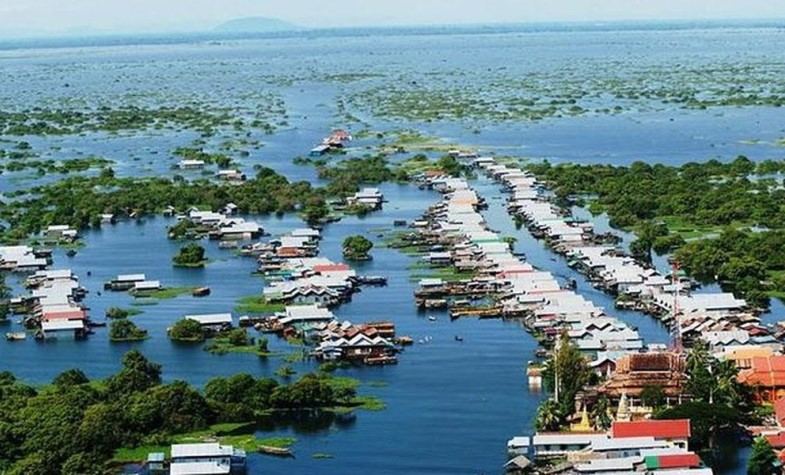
[
  {"x1": 591, "y1": 396, "x2": 613, "y2": 431},
  {"x1": 535, "y1": 399, "x2": 564, "y2": 432}
]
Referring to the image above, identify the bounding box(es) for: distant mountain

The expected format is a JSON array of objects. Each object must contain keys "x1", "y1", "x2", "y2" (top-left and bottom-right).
[{"x1": 214, "y1": 17, "x2": 299, "y2": 33}]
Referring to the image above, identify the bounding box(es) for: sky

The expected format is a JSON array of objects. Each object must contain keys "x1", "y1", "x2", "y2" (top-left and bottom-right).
[{"x1": 2, "y1": 0, "x2": 785, "y2": 38}]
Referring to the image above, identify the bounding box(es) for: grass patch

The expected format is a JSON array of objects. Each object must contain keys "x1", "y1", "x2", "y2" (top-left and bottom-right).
[
  {"x1": 112, "y1": 423, "x2": 254, "y2": 463},
  {"x1": 133, "y1": 287, "x2": 196, "y2": 300},
  {"x1": 257, "y1": 437, "x2": 297, "y2": 449},
  {"x1": 204, "y1": 339, "x2": 274, "y2": 357},
  {"x1": 234, "y1": 295, "x2": 285, "y2": 314},
  {"x1": 352, "y1": 395, "x2": 386, "y2": 411}
]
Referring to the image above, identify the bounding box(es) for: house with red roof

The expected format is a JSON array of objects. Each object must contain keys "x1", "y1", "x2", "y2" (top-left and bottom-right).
[
  {"x1": 611, "y1": 419, "x2": 691, "y2": 449},
  {"x1": 738, "y1": 355, "x2": 785, "y2": 403},
  {"x1": 644, "y1": 453, "x2": 702, "y2": 470}
]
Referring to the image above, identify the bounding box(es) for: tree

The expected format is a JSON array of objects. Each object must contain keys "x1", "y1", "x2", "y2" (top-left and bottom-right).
[
  {"x1": 591, "y1": 396, "x2": 612, "y2": 431},
  {"x1": 342, "y1": 235, "x2": 374, "y2": 261},
  {"x1": 535, "y1": 399, "x2": 563, "y2": 432},
  {"x1": 640, "y1": 384, "x2": 666, "y2": 409},
  {"x1": 106, "y1": 350, "x2": 161, "y2": 395},
  {"x1": 225, "y1": 328, "x2": 250, "y2": 346},
  {"x1": 53, "y1": 369, "x2": 89, "y2": 388},
  {"x1": 748, "y1": 436, "x2": 778, "y2": 475},
  {"x1": 109, "y1": 319, "x2": 147, "y2": 342},
  {"x1": 172, "y1": 243, "x2": 206, "y2": 267},
  {"x1": 656, "y1": 401, "x2": 741, "y2": 449},
  {"x1": 0, "y1": 274, "x2": 10, "y2": 320},
  {"x1": 542, "y1": 333, "x2": 591, "y2": 416},
  {"x1": 168, "y1": 318, "x2": 206, "y2": 342}
]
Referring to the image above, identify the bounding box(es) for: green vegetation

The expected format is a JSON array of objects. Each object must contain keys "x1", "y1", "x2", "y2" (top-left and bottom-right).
[
  {"x1": 204, "y1": 330, "x2": 272, "y2": 357},
  {"x1": 0, "y1": 156, "x2": 113, "y2": 175},
  {"x1": 133, "y1": 287, "x2": 196, "y2": 300},
  {"x1": 673, "y1": 229, "x2": 785, "y2": 307},
  {"x1": 342, "y1": 235, "x2": 373, "y2": 261},
  {"x1": 109, "y1": 319, "x2": 148, "y2": 342},
  {"x1": 0, "y1": 105, "x2": 271, "y2": 136},
  {"x1": 526, "y1": 157, "x2": 785, "y2": 306},
  {"x1": 536, "y1": 334, "x2": 592, "y2": 430},
  {"x1": 172, "y1": 243, "x2": 207, "y2": 268},
  {"x1": 748, "y1": 436, "x2": 779, "y2": 475},
  {"x1": 105, "y1": 307, "x2": 142, "y2": 319},
  {"x1": 173, "y1": 147, "x2": 235, "y2": 169},
  {"x1": 0, "y1": 274, "x2": 10, "y2": 320},
  {"x1": 0, "y1": 349, "x2": 378, "y2": 472},
  {"x1": 257, "y1": 437, "x2": 296, "y2": 449},
  {"x1": 317, "y1": 154, "x2": 394, "y2": 197},
  {"x1": 167, "y1": 219, "x2": 207, "y2": 240},
  {"x1": 0, "y1": 166, "x2": 331, "y2": 243},
  {"x1": 396, "y1": 153, "x2": 472, "y2": 179},
  {"x1": 654, "y1": 342, "x2": 754, "y2": 450},
  {"x1": 168, "y1": 319, "x2": 206, "y2": 342},
  {"x1": 348, "y1": 59, "x2": 785, "y2": 123},
  {"x1": 234, "y1": 295, "x2": 285, "y2": 314}
]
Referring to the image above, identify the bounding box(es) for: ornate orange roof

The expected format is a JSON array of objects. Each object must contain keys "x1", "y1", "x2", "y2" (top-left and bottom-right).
[{"x1": 739, "y1": 356, "x2": 785, "y2": 387}]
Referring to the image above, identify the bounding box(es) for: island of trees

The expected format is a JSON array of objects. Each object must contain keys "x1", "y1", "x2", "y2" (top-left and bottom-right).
[
  {"x1": 342, "y1": 235, "x2": 374, "y2": 261},
  {"x1": 172, "y1": 243, "x2": 207, "y2": 268},
  {"x1": 0, "y1": 350, "x2": 373, "y2": 474}
]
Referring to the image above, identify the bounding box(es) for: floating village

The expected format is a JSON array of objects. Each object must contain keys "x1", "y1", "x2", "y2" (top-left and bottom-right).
[
  {"x1": 3, "y1": 21, "x2": 785, "y2": 475},
  {"x1": 4, "y1": 142, "x2": 785, "y2": 474}
]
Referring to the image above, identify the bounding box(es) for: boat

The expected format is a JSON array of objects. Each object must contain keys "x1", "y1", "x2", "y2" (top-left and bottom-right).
[
  {"x1": 395, "y1": 336, "x2": 414, "y2": 345},
  {"x1": 258, "y1": 446, "x2": 293, "y2": 457},
  {"x1": 192, "y1": 287, "x2": 211, "y2": 297},
  {"x1": 454, "y1": 335, "x2": 464, "y2": 342},
  {"x1": 428, "y1": 315, "x2": 437, "y2": 322},
  {"x1": 66, "y1": 249, "x2": 77, "y2": 257},
  {"x1": 5, "y1": 332, "x2": 26, "y2": 341},
  {"x1": 365, "y1": 355, "x2": 398, "y2": 365}
]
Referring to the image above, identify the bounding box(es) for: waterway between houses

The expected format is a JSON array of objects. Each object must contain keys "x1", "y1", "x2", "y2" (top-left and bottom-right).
[{"x1": 4, "y1": 25, "x2": 784, "y2": 474}]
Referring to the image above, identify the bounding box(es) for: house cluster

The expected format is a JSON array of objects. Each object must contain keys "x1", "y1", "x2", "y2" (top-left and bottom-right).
[
  {"x1": 247, "y1": 228, "x2": 385, "y2": 307},
  {"x1": 257, "y1": 304, "x2": 399, "y2": 365},
  {"x1": 0, "y1": 245, "x2": 50, "y2": 272},
  {"x1": 346, "y1": 187, "x2": 384, "y2": 211},
  {"x1": 409, "y1": 173, "x2": 644, "y2": 355},
  {"x1": 14, "y1": 269, "x2": 90, "y2": 340},
  {"x1": 310, "y1": 128, "x2": 352, "y2": 156},
  {"x1": 42, "y1": 224, "x2": 78, "y2": 243},
  {"x1": 104, "y1": 273, "x2": 163, "y2": 294},
  {"x1": 146, "y1": 442, "x2": 246, "y2": 475},
  {"x1": 506, "y1": 419, "x2": 711, "y2": 475},
  {"x1": 182, "y1": 208, "x2": 263, "y2": 241},
  {"x1": 475, "y1": 157, "x2": 777, "y2": 359}
]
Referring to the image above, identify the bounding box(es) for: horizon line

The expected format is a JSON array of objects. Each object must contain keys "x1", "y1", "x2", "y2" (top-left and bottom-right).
[{"x1": 2, "y1": 16, "x2": 785, "y2": 43}]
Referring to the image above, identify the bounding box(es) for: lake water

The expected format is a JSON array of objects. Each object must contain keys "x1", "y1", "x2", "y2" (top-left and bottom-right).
[{"x1": 2, "y1": 22, "x2": 784, "y2": 474}]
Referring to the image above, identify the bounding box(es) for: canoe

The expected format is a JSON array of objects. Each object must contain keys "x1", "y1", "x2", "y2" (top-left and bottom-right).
[
  {"x1": 258, "y1": 446, "x2": 293, "y2": 457},
  {"x1": 192, "y1": 287, "x2": 211, "y2": 297}
]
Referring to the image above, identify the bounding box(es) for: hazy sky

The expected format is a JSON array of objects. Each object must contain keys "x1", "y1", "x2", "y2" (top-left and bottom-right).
[{"x1": 2, "y1": 0, "x2": 785, "y2": 37}]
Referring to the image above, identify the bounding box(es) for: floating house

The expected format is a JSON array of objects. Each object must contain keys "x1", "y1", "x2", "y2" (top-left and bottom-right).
[
  {"x1": 43, "y1": 224, "x2": 78, "y2": 242},
  {"x1": 0, "y1": 245, "x2": 49, "y2": 272},
  {"x1": 216, "y1": 169, "x2": 246, "y2": 182},
  {"x1": 347, "y1": 187, "x2": 384, "y2": 210},
  {"x1": 169, "y1": 442, "x2": 246, "y2": 475},
  {"x1": 105, "y1": 273, "x2": 147, "y2": 291},
  {"x1": 179, "y1": 159, "x2": 205, "y2": 170},
  {"x1": 185, "y1": 313, "x2": 233, "y2": 332}
]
